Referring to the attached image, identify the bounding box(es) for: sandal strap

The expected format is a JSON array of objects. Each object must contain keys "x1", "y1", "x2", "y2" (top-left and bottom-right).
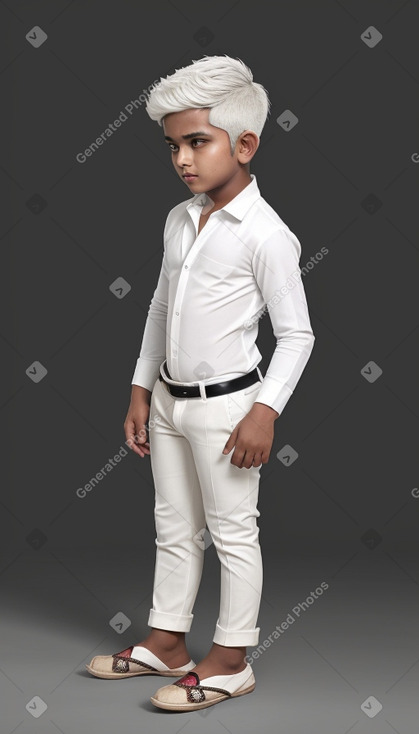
[
  {"x1": 112, "y1": 646, "x2": 158, "y2": 674},
  {"x1": 175, "y1": 682, "x2": 231, "y2": 703},
  {"x1": 174, "y1": 671, "x2": 231, "y2": 703}
]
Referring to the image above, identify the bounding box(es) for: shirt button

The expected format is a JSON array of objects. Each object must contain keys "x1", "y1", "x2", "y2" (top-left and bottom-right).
[
  {"x1": 184, "y1": 265, "x2": 188, "y2": 269},
  {"x1": 175, "y1": 311, "x2": 179, "y2": 316}
]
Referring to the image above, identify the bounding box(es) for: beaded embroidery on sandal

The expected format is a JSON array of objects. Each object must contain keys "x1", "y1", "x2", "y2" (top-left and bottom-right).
[{"x1": 85, "y1": 645, "x2": 196, "y2": 680}]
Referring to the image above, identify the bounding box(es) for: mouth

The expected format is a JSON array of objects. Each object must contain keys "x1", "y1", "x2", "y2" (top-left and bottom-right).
[{"x1": 182, "y1": 173, "x2": 198, "y2": 180}]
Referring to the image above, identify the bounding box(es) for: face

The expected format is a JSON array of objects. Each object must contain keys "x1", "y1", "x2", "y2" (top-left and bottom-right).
[{"x1": 162, "y1": 108, "x2": 244, "y2": 201}]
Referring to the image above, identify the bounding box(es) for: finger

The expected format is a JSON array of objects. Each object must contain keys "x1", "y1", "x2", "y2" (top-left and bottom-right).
[
  {"x1": 231, "y1": 448, "x2": 246, "y2": 467},
  {"x1": 126, "y1": 431, "x2": 139, "y2": 449},
  {"x1": 139, "y1": 444, "x2": 151, "y2": 457},
  {"x1": 131, "y1": 440, "x2": 151, "y2": 458},
  {"x1": 135, "y1": 426, "x2": 149, "y2": 444},
  {"x1": 242, "y1": 451, "x2": 255, "y2": 469},
  {"x1": 126, "y1": 426, "x2": 151, "y2": 457},
  {"x1": 244, "y1": 451, "x2": 262, "y2": 469},
  {"x1": 222, "y1": 428, "x2": 237, "y2": 454}
]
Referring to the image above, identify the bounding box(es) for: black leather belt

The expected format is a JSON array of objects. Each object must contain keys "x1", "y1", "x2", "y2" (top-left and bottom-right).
[{"x1": 159, "y1": 362, "x2": 260, "y2": 398}]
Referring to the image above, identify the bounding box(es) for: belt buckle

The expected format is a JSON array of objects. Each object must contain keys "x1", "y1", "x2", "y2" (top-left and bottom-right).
[{"x1": 172, "y1": 384, "x2": 204, "y2": 399}]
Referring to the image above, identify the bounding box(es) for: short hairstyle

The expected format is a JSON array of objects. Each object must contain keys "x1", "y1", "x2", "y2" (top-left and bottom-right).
[{"x1": 145, "y1": 54, "x2": 271, "y2": 154}]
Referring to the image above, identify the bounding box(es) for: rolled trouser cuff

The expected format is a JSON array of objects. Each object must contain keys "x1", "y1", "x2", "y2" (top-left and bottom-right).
[
  {"x1": 213, "y1": 621, "x2": 260, "y2": 647},
  {"x1": 148, "y1": 608, "x2": 193, "y2": 632}
]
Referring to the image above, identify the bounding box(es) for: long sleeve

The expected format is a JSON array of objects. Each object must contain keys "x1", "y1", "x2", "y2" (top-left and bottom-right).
[
  {"x1": 131, "y1": 243, "x2": 169, "y2": 392},
  {"x1": 251, "y1": 227, "x2": 315, "y2": 416}
]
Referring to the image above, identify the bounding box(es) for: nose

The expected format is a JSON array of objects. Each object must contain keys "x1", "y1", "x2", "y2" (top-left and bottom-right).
[{"x1": 176, "y1": 145, "x2": 193, "y2": 168}]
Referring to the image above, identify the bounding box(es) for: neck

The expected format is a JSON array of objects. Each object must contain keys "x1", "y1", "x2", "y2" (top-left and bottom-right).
[{"x1": 205, "y1": 169, "x2": 252, "y2": 211}]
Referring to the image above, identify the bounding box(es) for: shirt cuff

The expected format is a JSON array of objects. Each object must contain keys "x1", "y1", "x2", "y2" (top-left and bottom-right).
[
  {"x1": 253, "y1": 378, "x2": 294, "y2": 417},
  {"x1": 131, "y1": 358, "x2": 162, "y2": 393}
]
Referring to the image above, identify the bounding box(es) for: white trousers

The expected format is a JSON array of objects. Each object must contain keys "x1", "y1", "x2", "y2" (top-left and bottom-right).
[{"x1": 147, "y1": 365, "x2": 264, "y2": 647}]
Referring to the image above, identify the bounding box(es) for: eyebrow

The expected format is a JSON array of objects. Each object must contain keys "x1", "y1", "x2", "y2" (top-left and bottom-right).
[{"x1": 164, "y1": 131, "x2": 212, "y2": 141}]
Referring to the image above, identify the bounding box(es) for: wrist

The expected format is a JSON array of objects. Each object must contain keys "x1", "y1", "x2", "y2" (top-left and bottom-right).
[
  {"x1": 131, "y1": 384, "x2": 151, "y2": 404},
  {"x1": 252, "y1": 401, "x2": 279, "y2": 421}
]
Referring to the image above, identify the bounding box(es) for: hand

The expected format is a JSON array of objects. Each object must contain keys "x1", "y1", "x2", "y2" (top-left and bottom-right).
[
  {"x1": 222, "y1": 402, "x2": 278, "y2": 468},
  {"x1": 123, "y1": 386, "x2": 152, "y2": 458}
]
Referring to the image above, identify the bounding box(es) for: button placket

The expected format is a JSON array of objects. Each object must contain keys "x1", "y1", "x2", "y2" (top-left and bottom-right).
[
  {"x1": 171, "y1": 262, "x2": 189, "y2": 375},
  {"x1": 169, "y1": 215, "x2": 216, "y2": 380}
]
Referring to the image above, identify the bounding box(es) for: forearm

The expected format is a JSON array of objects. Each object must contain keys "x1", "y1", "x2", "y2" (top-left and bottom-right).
[
  {"x1": 131, "y1": 384, "x2": 151, "y2": 405},
  {"x1": 256, "y1": 330, "x2": 315, "y2": 415},
  {"x1": 131, "y1": 253, "x2": 169, "y2": 391}
]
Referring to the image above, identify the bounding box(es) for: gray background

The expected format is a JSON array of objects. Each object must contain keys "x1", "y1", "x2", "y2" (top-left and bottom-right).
[{"x1": 1, "y1": 0, "x2": 419, "y2": 732}]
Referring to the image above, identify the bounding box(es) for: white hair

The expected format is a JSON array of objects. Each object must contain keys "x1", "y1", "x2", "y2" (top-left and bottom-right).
[{"x1": 145, "y1": 55, "x2": 271, "y2": 153}]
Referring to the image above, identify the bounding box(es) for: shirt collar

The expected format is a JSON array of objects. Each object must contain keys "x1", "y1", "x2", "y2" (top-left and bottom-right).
[{"x1": 186, "y1": 173, "x2": 260, "y2": 222}]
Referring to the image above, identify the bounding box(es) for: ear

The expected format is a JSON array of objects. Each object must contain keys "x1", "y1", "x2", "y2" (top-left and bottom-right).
[{"x1": 236, "y1": 130, "x2": 260, "y2": 164}]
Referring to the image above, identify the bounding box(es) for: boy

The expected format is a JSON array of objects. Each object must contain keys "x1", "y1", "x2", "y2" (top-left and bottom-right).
[{"x1": 86, "y1": 54, "x2": 315, "y2": 712}]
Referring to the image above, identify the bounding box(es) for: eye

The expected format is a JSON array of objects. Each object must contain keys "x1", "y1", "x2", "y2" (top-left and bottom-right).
[{"x1": 166, "y1": 138, "x2": 208, "y2": 152}]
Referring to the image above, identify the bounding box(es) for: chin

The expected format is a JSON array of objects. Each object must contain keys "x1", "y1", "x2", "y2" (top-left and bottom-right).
[{"x1": 184, "y1": 180, "x2": 205, "y2": 191}]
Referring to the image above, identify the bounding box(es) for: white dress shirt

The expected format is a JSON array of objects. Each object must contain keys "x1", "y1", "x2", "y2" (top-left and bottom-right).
[{"x1": 131, "y1": 174, "x2": 315, "y2": 416}]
